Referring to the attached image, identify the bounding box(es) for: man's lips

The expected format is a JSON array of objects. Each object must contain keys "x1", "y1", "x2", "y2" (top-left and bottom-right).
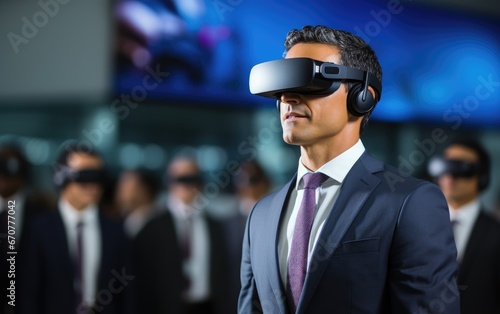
[{"x1": 284, "y1": 112, "x2": 307, "y2": 121}]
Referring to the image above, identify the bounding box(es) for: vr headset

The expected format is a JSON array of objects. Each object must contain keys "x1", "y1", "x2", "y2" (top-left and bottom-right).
[
  {"x1": 249, "y1": 58, "x2": 382, "y2": 116},
  {"x1": 250, "y1": 58, "x2": 380, "y2": 97},
  {"x1": 427, "y1": 157, "x2": 482, "y2": 179},
  {"x1": 54, "y1": 166, "x2": 107, "y2": 188},
  {"x1": 169, "y1": 174, "x2": 203, "y2": 185}
]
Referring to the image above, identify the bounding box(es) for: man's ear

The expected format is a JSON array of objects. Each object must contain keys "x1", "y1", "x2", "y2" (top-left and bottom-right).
[{"x1": 367, "y1": 86, "x2": 377, "y2": 101}]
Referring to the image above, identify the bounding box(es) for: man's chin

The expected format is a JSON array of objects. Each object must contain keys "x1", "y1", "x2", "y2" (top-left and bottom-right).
[{"x1": 283, "y1": 133, "x2": 307, "y2": 146}]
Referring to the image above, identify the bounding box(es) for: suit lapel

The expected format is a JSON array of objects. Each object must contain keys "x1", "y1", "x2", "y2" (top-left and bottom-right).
[
  {"x1": 266, "y1": 175, "x2": 296, "y2": 314},
  {"x1": 98, "y1": 214, "x2": 110, "y2": 290},
  {"x1": 53, "y1": 210, "x2": 76, "y2": 288},
  {"x1": 297, "y1": 154, "x2": 382, "y2": 313},
  {"x1": 457, "y1": 211, "x2": 486, "y2": 282}
]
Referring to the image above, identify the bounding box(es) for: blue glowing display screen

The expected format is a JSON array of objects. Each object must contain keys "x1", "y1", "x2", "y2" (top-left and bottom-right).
[{"x1": 115, "y1": 0, "x2": 500, "y2": 127}]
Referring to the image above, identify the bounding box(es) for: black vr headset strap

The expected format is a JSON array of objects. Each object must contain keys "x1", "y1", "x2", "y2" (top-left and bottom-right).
[
  {"x1": 361, "y1": 71, "x2": 370, "y2": 102},
  {"x1": 321, "y1": 63, "x2": 381, "y2": 100},
  {"x1": 267, "y1": 59, "x2": 382, "y2": 115}
]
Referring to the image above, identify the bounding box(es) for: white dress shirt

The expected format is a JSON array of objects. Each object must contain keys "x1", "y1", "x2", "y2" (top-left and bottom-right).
[
  {"x1": 278, "y1": 140, "x2": 365, "y2": 286},
  {"x1": 167, "y1": 194, "x2": 210, "y2": 302},
  {"x1": 59, "y1": 198, "x2": 101, "y2": 307},
  {"x1": 449, "y1": 199, "x2": 481, "y2": 262}
]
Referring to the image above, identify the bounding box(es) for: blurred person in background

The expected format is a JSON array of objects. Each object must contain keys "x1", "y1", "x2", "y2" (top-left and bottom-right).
[
  {"x1": 133, "y1": 153, "x2": 235, "y2": 314},
  {"x1": 228, "y1": 161, "x2": 271, "y2": 262},
  {"x1": 18, "y1": 143, "x2": 135, "y2": 314},
  {"x1": 428, "y1": 138, "x2": 500, "y2": 314},
  {"x1": 0, "y1": 144, "x2": 53, "y2": 314},
  {"x1": 229, "y1": 160, "x2": 272, "y2": 252},
  {"x1": 0, "y1": 144, "x2": 54, "y2": 242},
  {"x1": 115, "y1": 169, "x2": 161, "y2": 238},
  {"x1": 225, "y1": 160, "x2": 273, "y2": 310},
  {"x1": 234, "y1": 161, "x2": 272, "y2": 218}
]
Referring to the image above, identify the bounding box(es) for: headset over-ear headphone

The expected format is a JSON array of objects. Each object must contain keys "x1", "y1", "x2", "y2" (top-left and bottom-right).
[
  {"x1": 250, "y1": 58, "x2": 381, "y2": 116},
  {"x1": 346, "y1": 71, "x2": 376, "y2": 116},
  {"x1": 274, "y1": 74, "x2": 374, "y2": 116}
]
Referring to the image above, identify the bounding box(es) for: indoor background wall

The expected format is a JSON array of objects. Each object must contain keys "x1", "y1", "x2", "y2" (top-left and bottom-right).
[{"x1": 1, "y1": 0, "x2": 499, "y2": 214}]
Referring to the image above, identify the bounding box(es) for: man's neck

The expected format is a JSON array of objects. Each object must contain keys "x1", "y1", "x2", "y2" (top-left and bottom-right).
[
  {"x1": 448, "y1": 196, "x2": 478, "y2": 211},
  {"x1": 300, "y1": 136, "x2": 359, "y2": 171},
  {"x1": 63, "y1": 197, "x2": 89, "y2": 211},
  {"x1": 136, "y1": 201, "x2": 152, "y2": 213}
]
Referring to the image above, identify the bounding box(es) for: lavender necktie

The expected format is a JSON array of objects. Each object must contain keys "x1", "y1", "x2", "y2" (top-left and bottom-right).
[{"x1": 287, "y1": 172, "x2": 329, "y2": 313}]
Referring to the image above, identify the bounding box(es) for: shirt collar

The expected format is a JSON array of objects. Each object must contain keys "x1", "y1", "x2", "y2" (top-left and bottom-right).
[
  {"x1": 449, "y1": 198, "x2": 481, "y2": 222},
  {"x1": 296, "y1": 139, "x2": 365, "y2": 189},
  {"x1": 167, "y1": 194, "x2": 203, "y2": 220},
  {"x1": 59, "y1": 197, "x2": 98, "y2": 226}
]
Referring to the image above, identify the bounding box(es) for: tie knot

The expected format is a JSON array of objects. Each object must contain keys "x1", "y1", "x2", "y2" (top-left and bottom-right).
[{"x1": 302, "y1": 172, "x2": 329, "y2": 190}]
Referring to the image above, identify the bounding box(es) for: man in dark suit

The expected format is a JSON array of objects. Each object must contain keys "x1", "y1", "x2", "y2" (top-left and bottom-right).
[
  {"x1": 0, "y1": 145, "x2": 54, "y2": 242},
  {"x1": 133, "y1": 154, "x2": 235, "y2": 314},
  {"x1": 239, "y1": 25, "x2": 460, "y2": 314},
  {"x1": 0, "y1": 144, "x2": 53, "y2": 314},
  {"x1": 429, "y1": 138, "x2": 500, "y2": 313},
  {"x1": 18, "y1": 143, "x2": 135, "y2": 314},
  {"x1": 115, "y1": 169, "x2": 162, "y2": 238}
]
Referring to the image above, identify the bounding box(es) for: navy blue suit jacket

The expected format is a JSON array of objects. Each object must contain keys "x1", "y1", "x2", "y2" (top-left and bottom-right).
[
  {"x1": 18, "y1": 209, "x2": 135, "y2": 314},
  {"x1": 239, "y1": 152, "x2": 460, "y2": 314},
  {"x1": 457, "y1": 210, "x2": 500, "y2": 313}
]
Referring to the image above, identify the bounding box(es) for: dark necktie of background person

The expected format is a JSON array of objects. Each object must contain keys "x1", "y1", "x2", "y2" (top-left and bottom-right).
[
  {"x1": 286, "y1": 172, "x2": 328, "y2": 313},
  {"x1": 75, "y1": 220, "x2": 84, "y2": 312},
  {"x1": 182, "y1": 214, "x2": 193, "y2": 291}
]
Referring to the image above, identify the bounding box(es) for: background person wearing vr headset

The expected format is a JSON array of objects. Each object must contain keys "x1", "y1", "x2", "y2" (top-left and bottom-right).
[
  {"x1": 18, "y1": 143, "x2": 135, "y2": 314},
  {"x1": 239, "y1": 25, "x2": 459, "y2": 313},
  {"x1": 0, "y1": 144, "x2": 52, "y2": 314},
  {"x1": 428, "y1": 138, "x2": 500, "y2": 314},
  {"x1": 133, "y1": 153, "x2": 236, "y2": 314}
]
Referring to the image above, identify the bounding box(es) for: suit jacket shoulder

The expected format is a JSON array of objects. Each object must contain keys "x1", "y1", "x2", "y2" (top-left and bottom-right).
[
  {"x1": 18, "y1": 210, "x2": 74, "y2": 314},
  {"x1": 241, "y1": 152, "x2": 459, "y2": 314},
  {"x1": 458, "y1": 210, "x2": 500, "y2": 314}
]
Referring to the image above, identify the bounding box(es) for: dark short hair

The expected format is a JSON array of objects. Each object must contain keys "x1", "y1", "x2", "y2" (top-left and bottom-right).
[
  {"x1": 284, "y1": 25, "x2": 383, "y2": 135},
  {"x1": 55, "y1": 141, "x2": 102, "y2": 168},
  {"x1": 130, "y1": 169, "x2": 160, "y2": 201}
]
